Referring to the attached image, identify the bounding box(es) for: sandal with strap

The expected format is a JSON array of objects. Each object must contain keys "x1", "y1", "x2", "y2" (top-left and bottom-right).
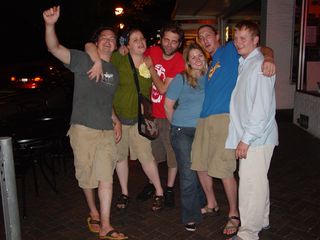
[
  {"x1": 87, "y1": 216, "x2": 100, "y2": 233},
  {"x1": 152, "y1": 195, "x2": 164, "y2": 211},
  {"x1": 116, "y1": 194, "x2": 129, "y2": 210},
  {"x1": 223, "y1": 216, "x2": 241, "y2": 239},
  {"x1": 99, "y1": 229, "x2": 128, "y2": 240},
  {"x1": 201, "y1": 205, "x2": 220, "y2": 217}
]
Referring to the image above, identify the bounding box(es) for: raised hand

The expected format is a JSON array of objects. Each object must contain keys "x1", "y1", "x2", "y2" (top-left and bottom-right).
[{"x1": 43, "y1": 6, "x2": 60, "y2": 25}]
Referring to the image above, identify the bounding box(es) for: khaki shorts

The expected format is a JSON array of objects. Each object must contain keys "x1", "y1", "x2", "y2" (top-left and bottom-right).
[
  {"x1": 117, "y1": 123, "x2": 155, "y2": 164},
  {"x1": 151, "y1": 118, "x2": 177, "y2": 168},
  {"x1": 68, "y1": 124, "x2": 117, "y2": 188},
  {"x1": 191, "y1": 114, "x2": 236, "y2": 179}
]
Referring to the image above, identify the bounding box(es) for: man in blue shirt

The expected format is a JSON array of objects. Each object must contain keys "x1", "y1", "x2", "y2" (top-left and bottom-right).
[
  {"x1": 191, "y1": 25, "x2": 275, "y2": 239},
  {"x1": 226, "y1": 20, "x2": 278, "y2": 240}
]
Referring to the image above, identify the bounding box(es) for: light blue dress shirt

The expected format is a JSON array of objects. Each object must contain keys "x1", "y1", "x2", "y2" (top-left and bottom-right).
[{"x1": 225, "y1": 48, "x2": 279, "y2": 149}]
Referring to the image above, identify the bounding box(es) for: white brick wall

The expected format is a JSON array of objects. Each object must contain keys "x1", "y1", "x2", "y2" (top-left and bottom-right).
[{"x1": 294, "y1": 92, "x2": 320, "y2": 138}]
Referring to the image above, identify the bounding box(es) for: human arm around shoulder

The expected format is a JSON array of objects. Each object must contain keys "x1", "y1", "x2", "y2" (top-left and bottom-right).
[
  {"x1": 118, "y1": 45, "x2": 129, "y2": 56},
  {"x1": 260, "y1": 46, "x2": 276, "y2": 77},
  {"x1": 85, "y1": 42, "x2": 103, "y2": 81},
  {"x1": 43, "y1": 6, "x2": 70, "y2": 65}
]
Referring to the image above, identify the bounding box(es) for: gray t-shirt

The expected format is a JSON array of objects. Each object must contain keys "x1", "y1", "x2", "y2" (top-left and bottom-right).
[{"x1": 66, "y1": 49, "x2": 119, "y2": 130}]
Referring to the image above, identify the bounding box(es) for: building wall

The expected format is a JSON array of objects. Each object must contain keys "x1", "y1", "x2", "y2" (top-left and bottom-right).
[
  {"x1": 294, "y1": 92, "x2": 320, "y2": 138},
  {"x1": 262, "y1": 0, "x2": 296, "y2": 109}
]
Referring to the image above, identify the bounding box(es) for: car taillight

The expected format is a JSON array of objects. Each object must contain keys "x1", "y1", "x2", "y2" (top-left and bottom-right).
[
  {"x1": 10, "y1": 76, "x2": 16, "y2": 81},
  {"x1": 33, "y1": 76, "x2": 43, "y2": 82}
]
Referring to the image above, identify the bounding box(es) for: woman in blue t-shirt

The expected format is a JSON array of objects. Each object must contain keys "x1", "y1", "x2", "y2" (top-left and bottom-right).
[{"x1": 164, "y1": 43, "x2": 207, "y2": 232}]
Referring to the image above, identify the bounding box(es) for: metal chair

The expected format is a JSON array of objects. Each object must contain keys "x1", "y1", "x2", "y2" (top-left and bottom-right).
[{"x1": 8, "y1": 110, "x2": 70, "y2": 218}]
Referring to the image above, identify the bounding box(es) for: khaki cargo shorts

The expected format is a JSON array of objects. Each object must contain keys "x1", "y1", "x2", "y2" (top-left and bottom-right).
[
  {"x1": 117, "y1": 123, "x2": 155, "y2": 164},
  {"x1": 68, "y1": 124, "x2": 117, "y2": 188},
  {"x1": 151, "y1": 118, "x2": 177, "y2": 168},
  {"x1": 191, "y1": 114, "x2": 236, "y2": 179}
]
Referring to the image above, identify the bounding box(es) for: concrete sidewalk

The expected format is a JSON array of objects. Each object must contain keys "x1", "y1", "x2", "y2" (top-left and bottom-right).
[{"x1": 1, "y1": 119, "x2": 320, "y2": 240}]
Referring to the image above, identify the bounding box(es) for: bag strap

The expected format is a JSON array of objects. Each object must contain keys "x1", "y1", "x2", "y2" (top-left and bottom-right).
[{"x1": 128, "y1": 53, "x2": 140, "y2": 94}]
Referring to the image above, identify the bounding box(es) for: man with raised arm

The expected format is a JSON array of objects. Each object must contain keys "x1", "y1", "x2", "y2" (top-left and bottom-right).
[{"x1": 43, "y1": 6, "x2": 127, "y2": 240}]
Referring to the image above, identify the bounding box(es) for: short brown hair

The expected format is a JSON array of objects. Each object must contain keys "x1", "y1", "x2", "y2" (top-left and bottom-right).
[
  {"x1": 160, "y1": 22, "x2": 185, "y2": 44},
  {"x1": 235, "y1": 20, "x2": 260, "y2": 39},
  {"x1": 197, "y1": 25, "x2": 218, "y2": 36},
  {"x1": 90, "y1": 26, "x2": 116, "y2": 43}
]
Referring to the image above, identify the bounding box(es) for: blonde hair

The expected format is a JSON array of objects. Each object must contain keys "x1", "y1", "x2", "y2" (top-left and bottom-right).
[{"x1": 182, "y1": 43, "x2": 208, "y2": 88}]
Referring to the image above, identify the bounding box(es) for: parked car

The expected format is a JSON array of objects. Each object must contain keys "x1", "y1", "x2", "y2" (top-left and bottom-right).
[
  {"x1": 5, "y1": 60, "x2": 73, "y2": 89},
  {"x1": 0, "y1": 60, "x2": 74, "y2": 120}
]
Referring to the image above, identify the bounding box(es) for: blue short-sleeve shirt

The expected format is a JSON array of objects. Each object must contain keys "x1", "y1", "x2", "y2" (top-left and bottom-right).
[
  {"x1": 200, "y1": 41, "x2": 239, "y2": 118},
  {"x1": 166, "y1": 74, "x2": 205, "y2": 127}
]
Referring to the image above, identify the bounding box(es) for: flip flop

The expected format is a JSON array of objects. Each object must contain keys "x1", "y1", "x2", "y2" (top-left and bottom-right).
[
  {"x1": 87, "y1": 217, "x2": 100, "y2": 233},
  {"x1": 99, "y1": 229, "x2": 128, "y2": 240}
]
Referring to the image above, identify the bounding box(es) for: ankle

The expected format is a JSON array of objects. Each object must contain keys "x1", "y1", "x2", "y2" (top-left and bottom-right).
[
  {"x1": 90, "y1": 212, "x2": 100, "y2": 220},
  {"x1": 166, "y1": 186, "x2": 174, "y2": 192},
  {"x1": 228, "y1": 210, "x2": 239, "y2": 218}
]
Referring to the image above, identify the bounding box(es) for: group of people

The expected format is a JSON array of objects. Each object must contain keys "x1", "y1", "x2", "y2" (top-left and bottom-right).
[{"x1": 43, "y1": 5, "x2": 278, "y2": 240}]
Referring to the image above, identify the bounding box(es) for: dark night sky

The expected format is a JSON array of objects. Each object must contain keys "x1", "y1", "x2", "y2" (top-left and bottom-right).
[{"x1": 0, "y1": 0, "x2": 175, "y2": 64}]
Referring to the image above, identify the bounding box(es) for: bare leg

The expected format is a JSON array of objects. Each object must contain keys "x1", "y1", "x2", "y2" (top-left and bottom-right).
[
  {"x1": 116, "y1": 159, "x2": 129, "y2": 196},
  {"x1": 222, "y1": 176, "x2": 240, "y2": 235},
  {"x1": 197, "y1": 171, "x2": 218, "y2": 211},
  {"x1": 98, "y1": 181, "x2": 127, "y2": 238},
  {"x1": 222, "y1": 176, "x2": 239, "y2": 216},
  {"x1": 141, "y1": 161, "x2": 163, "y2": 196},
  {"x1": 83, "y1": 188, "x2": 100, "y2": 232},
  {"x1": 98, "y1": 181, "x2": 113, "y2": 234},
  {"x1": 167, "y1": 167, "x2": 178, "y2": 187}
]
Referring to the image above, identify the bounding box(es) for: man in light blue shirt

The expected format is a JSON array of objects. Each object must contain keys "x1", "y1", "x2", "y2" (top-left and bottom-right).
[
  {"x1": 226, "y1": 21, "x2": 278, "y2": 240},
  {"x1": 191, "y1": 24, "x2": 276, "y2": 239}
]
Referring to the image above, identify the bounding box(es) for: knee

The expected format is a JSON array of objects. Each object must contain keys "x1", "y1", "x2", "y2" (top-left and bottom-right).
[{"x1": 98, "y1": 182, "x2": 113, "y2": 191}]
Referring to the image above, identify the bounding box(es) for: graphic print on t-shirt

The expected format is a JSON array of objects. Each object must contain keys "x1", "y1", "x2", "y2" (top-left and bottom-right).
[
  {"x1": 101, "y1": 72, "x2": 114, "y2": 86},
  {"x1": 151, "y1": 63, "x2": 166, "y2": 103}
]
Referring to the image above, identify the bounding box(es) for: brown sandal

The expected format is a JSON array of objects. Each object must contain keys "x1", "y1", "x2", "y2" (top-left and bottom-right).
[
  {"x1": 116, "y1": 194, "x2": 129, "y2": 210},
  {"x1": 223, "y1": 216, "x2": 240, "y2": 238},
  {"x1": 152, "y1": 195, "x2": 164, "y2": 211},
  {"x1": 201, "y1": 205, "x2": 220, "y2": 217}
]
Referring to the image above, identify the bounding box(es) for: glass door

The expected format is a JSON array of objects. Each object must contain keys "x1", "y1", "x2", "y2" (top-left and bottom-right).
[{"x1": 296, "y1": 0, "x2": 320, "y2": 94}]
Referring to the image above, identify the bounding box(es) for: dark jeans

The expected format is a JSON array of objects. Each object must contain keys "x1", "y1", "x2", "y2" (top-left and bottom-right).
[{"x1": 170, "y1": 125, "x2": 205, "y2": 224}]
